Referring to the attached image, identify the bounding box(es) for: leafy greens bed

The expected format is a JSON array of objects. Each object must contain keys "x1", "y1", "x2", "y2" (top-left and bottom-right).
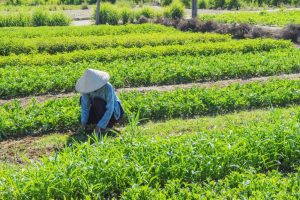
[
  {"x1": 0, "y1": 39, "x2": 291, "y2": 67},
  {"x1": 1, "y1": 105, "x2": 300, "y2": 199},
  {"x1": 1, "y1": 79, "x2": 300, "y2": 140},
  {"x1": 0, "y1": 48, "x2": 299, "y2": 98}
]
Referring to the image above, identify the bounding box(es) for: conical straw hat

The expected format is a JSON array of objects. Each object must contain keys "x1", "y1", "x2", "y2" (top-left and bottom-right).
[{"x1": 75, "y1": 69, "x2": 110, "y2": 94}]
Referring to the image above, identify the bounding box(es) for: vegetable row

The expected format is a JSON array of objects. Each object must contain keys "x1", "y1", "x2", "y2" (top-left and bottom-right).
[
  {"x1": 1, "y1": 48, "x2": 300, "y2": 98},
  {"x1": 1, "y1": 79, "x2": 300, "y2": 140},
  {"x1": 0, "y1": 39, "x2": 292, "y2": 68},
  {"x1": 1, "y1": 105, "x2": 300, "y2": 198},
  {"x1": 0, "y1": 33, "x2": 231, "y2": 56},
  {"x1": 0, "y1": 24, "x2": 177, "y2": 38}
]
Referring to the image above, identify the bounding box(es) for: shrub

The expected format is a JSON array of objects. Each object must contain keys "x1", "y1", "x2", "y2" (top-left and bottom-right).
[
  {"x1": 0, "y1": 11, "x2": 70, "y2": 27},
  {"x1": 213, "y1": 0, "x2": 226, "y2": 8},
  {"x1": 32, "y1": 9, "x2": 48, "y2": 26},
  {"x1": 93, "y1": 3, "x2": 119, "y2": 25},
  {"x1": 226, "y1": 0, "x2": 241, "y2": 9},
  {"x1": 199, "y1": 0, "x2": 208, "y2": 8},
  {"x1": 81, "y1": 2, "x2": 88, "y2": 9},
  {"x1": 120, "y1": 8, "x2": 132, "y2": 24},
  {"x1": 0, "y1": 13, "x2": 32, "y2": 27},
  {"x1": 181, "y1": 0, "x2": 191, "y2": 7},
  {"x1": 164, "y1": 0, "x2": 185, "y2": 20},
  {"x1": 161, "y1": 0, "x2": 172, "y2": 6},
  {"x1": 137, "y1": 6, "x2": 156, "y2": 19},
  {"x1": 48, "y1": 12, "x2": 71, "y2": 26}
]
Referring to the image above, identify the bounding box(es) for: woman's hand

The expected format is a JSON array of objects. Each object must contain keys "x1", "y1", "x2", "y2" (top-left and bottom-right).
[
  {"x1": 79, "y1": 123, "x2": 86, "y2": 133},
  {"x1": 95, "y1": 126, "x2": 106, "y2": 134}
]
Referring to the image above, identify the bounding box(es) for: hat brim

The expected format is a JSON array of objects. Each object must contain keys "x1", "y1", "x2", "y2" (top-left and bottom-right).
[
  {"x1": 75, "y1": 70, "x2": 110, "y2": 94},
  {"x1": 75, "y1": 77, "x2": 108, "y2": 94}
]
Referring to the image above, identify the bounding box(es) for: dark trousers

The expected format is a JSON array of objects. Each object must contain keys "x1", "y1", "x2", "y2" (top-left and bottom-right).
[{"x1": 80, "y1": 97, "x2": 124, "y2": 128}]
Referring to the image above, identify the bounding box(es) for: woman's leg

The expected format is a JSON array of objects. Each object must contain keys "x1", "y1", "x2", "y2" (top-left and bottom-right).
[
  {"x1": 107, "y1": 102, "x2": 124, "y2": 128},
  {"x1": 89, "y1": 98, "x2": 107, "y2": 125}
]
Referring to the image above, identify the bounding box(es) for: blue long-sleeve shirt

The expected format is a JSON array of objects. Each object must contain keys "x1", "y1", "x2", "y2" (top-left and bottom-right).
[{"x1": 81, "y1": 82, "x2": 121, "y2": 129}]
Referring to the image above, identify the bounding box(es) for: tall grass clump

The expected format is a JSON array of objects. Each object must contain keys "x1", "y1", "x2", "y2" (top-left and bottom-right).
[
  {"x1": 32, "y1": 9, "x2": 49, "y2": 26},
  {"x1": 164, "y1": 0, "x2": 185, "y2": 20},
  {"x1": 47, "y1": 12, "x2": 71, "y2": 26},
  {"x1": 93, "y1": 3, "x2": 119, "y2": 25},
  {"x1": 136, "y1": 6, "x2": 156, "y2": 19},
  {"x1": 120, "y1": 8, "x2": 133, "y2": 24},
  {"x1": 0, "y1": 10, "x2": 71, "y2": 27},
  {"x1": 0, "y1": 13, "x2": 32, "y2": 27}
]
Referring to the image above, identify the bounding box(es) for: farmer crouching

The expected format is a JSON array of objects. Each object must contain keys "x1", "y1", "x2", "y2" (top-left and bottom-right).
[{"x1": 75, "y1": 69, "x2": 124, "y2": 134}]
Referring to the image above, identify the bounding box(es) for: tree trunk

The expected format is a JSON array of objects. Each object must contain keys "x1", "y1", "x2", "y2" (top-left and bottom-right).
[
  {"x1": 192, "y1": 0, "x2": 197, "y2": 18},
  {"x1": 95, "y1": 0, "x2": 101, "y2": 25}
]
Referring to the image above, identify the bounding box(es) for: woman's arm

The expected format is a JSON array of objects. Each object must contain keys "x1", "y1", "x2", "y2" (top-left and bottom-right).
[{"x1": 81, "y1": 94, "x2": 90, "y2": 128}]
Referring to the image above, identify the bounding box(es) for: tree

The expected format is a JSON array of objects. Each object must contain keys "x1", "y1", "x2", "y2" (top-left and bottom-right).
[
  {"x1": 192, "y1": 0, "x2": 197, "y2": 18},
  {"x1": 95, "y1": 0, "x2": 101, "y2": 25}
]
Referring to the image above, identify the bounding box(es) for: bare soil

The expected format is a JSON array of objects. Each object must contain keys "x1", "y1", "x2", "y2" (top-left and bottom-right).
[
  {"x1": 0, "y1": 133, "x2": 68, "y2": 163},
  {"x1": 1, "y1": 73, "x2": 300, "y2": 107}
]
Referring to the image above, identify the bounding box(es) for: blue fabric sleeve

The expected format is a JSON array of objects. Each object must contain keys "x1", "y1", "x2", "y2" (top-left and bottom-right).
[
  {"x1": 81, "y1": 94, "x2": 90, "y2": 125},
  {"x1": 97, "y1": 84, "x2": 114, "y2": 129}
]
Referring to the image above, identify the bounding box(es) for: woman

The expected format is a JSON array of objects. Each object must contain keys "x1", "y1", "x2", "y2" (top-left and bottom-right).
[{"x1": 75, "y1": 69, "x2": 124, "y2": 133}]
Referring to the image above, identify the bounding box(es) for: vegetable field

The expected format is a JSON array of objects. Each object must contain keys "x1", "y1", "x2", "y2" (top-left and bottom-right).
[{"x1": 1, "y1": 23, "x2": 300, "y2": 199}]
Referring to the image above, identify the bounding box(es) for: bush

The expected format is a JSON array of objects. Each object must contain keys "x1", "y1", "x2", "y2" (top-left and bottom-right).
[
  {"x1": 226, "y1": 0, "x2": 241, "y2": 9},
  {"x1": 120, "y1": 8, "x2": 132, "y2": 24},
  {"x1": 180, "y1": 0, "x2": 191, "y2": 7},
  {"x1": 164, "y1": 0, "x2": 185, "y2": 20},
  {"x1": 213, "y1": 0, "x2": 226, "y2": 8},
  {"x1": 199, "y1": 0, "x2": 208, "y2": 8},
  {"x1": 137, "y1": 6, "x2": 156, "y2": 19},
  {"x1": 0, "y1": 11, "x2": 70, "y2": 27},
  {"x1": 81, "y1": 2, "x2": 89, "y2": 9},
  {"x1": 93, "y1": 3, "x2": 119, "y2": 25},
  {"x1": 161, "y1": 0, "x2": 172, "y2": 6},
  {"x1": 0, "y1": 13, "x2": 32, "y2": 27},
  {"x1": 48, "y1": 12, "x2": 71, "y2": 26},
  {"x1": 32, "y1": 9, "x2": 48, "y2": 26}
]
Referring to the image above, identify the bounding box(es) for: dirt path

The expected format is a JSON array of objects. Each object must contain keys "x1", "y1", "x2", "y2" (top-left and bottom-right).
[
  {"x1": 0, "y1": 132, "x2": 73, "y2": 163},
  {"x1": 1, "y1": 73, "x2": 300, "y2": 107}
]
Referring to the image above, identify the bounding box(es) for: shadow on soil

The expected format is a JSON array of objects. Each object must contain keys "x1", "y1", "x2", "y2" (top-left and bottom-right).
[{"x1": 66, "y1": 128, "x2": 119, "y2": 146}]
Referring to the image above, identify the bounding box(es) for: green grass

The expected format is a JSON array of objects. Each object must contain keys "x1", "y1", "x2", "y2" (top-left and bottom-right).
[
  {"x1": 198, "y1": 10, "x2": 300, "y2": 26},
  {"x1": 1, "y1": 105, "x2": 300, "y2": 198}
]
